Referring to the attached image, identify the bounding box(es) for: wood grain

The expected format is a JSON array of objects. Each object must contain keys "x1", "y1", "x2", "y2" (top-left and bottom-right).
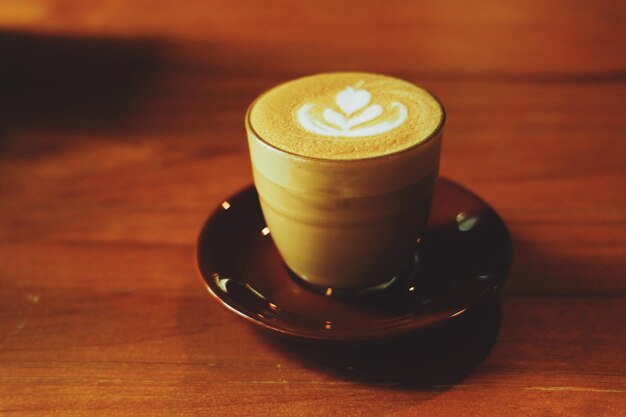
[{"x1": 1, "y1": 0, "x2": 625, "y2": 415}]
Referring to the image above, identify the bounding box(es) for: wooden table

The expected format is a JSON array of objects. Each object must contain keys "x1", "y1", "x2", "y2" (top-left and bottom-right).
[{"x1": 1, "y1": 1, "x2": 625, "y2": 415}]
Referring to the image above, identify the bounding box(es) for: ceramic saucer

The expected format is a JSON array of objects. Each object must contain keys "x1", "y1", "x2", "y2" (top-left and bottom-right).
[{"x1": 196, "y1": 178, "x2": 512, "y2": 343}]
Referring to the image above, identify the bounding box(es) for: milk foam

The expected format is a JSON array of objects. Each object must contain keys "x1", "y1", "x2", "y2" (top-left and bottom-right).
[
  {"x1": 297, "y1": 85, "x2": 408, "y2": 137},
  {"x1": 248, "y1": 72, "x2": 443, "y2": 160}
]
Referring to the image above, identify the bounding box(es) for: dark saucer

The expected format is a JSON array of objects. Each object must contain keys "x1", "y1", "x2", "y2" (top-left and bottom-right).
[{"x1": 196, "y1": 178, "x2": 512, "y2": 343}]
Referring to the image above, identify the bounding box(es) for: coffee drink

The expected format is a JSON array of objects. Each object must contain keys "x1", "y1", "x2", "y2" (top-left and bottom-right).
[{"x1": 246, "y1": 72, "x2": 445, "y2": 289}]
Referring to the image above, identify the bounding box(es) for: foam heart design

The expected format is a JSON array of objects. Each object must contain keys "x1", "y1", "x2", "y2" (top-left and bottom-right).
[
  {"x1": 335, "y1": 87, "x2": 371, "y2": 117},
  {"x1": 296, "y1": 85, "x2": 408, "y2": 138}
]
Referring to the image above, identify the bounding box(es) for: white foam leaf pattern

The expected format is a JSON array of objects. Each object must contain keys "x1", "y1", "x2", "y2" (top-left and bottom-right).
[
  {"x1": 346, "y1": 104, "x2": 383, "y2": 128},
  {"x1": 323, "y1": 108, "x2": 347, "y2": 129},
  {"x1": 297, "y1": 85, "x2": 408, "y2": 138}
]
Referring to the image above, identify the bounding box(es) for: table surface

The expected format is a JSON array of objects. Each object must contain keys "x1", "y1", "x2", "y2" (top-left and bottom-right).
[{"x1": 1, "y1": 1, "x2": 625, "y2": 415}]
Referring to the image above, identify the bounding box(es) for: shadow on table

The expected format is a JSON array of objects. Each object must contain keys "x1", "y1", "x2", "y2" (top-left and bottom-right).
[
  {"x1": 256, "y1": 293, "x2": 501, "y2": 389},
  {"x1": 504, "y1": 236, "x2": 625, "y2": 296},
  {"x1": 0, "y1": 30, "x2": 165, "y2": 156}
]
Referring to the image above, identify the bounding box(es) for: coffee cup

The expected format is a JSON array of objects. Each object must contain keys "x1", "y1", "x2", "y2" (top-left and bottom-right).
[{"x1": 246, "y1": 72, "x2": 445, "y2": 290}]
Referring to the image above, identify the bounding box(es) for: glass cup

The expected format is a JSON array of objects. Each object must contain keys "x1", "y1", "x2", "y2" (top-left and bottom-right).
[{"x1": 246, "y1": 77, "x2": 445, "y2": 290}]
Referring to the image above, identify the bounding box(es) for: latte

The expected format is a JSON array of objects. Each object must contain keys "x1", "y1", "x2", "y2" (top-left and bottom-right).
[
  {"x1": 248, "y1": 72, "x2": 443, "y2": 160},
  {"x1": 246, "y1": 72, "x2": 445, "y2": 289}
]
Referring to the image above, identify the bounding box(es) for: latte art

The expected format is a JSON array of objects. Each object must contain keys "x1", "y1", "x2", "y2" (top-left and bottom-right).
[
  {"x1": 296, "y1": 86, "x2": 408, "y2": 138},
  {"x1": 248, "y1": 72, "x2": 443, "y2": 159}
]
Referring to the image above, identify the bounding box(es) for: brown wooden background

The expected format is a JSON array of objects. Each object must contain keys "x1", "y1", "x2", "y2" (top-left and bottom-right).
[{"x1": 1, "y1": 0, "x2": 625, "y2": 415}]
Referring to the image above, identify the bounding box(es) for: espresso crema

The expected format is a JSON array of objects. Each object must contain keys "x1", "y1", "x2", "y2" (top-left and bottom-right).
[{"x1": 248, "y1": 72, "x2": 443, "y2": 160}]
